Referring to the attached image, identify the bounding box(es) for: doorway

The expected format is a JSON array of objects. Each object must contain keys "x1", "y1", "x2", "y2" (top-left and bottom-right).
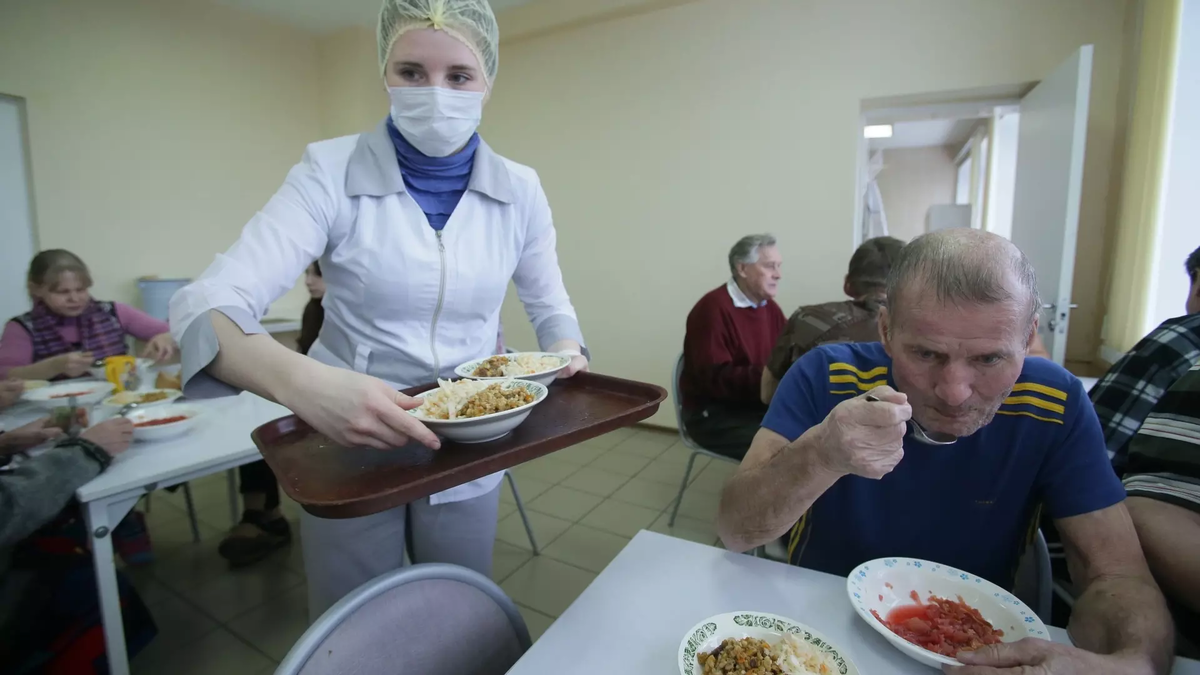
[
  {"x1": 854, "y1": 46, "x2": 1095, "y2": 365},
  {"x1": 0, "y1": 94, "x2": 39, "y2": 323}
]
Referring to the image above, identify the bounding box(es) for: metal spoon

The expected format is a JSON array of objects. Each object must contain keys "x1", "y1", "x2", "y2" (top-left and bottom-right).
[
  {"x1": 118, "y1": 402, "x2": 141, "y2": 417},
  {"x1": 864, "y1": 394, "x2": 957, "y2": 446}
]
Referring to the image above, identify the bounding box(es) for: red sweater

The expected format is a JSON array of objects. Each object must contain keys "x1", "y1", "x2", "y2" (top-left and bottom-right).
[{"x1": 682, "y1": 285, "x2": 786, "y2": 411}]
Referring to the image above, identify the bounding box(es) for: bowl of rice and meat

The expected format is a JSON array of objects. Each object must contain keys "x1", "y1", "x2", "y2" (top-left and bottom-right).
[
  {"x1": 679, "y1": 612, "x2": 857, "y2": 675},
  {"x1": 454, "y1": 352, "x2": 571, "y2": 386},
  {"x1": 408, "y1": 378, "x2": 548, "y2": 443}
]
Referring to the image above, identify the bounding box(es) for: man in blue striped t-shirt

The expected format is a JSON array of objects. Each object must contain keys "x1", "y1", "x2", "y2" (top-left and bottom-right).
[{"x1": 716, "y1": 230, "x2": 1175, "y2": 674}]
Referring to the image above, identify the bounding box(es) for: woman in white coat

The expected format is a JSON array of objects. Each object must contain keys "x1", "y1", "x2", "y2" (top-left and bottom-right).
[{"x1": 169, "y1": 0, "x2": 588, "y2": 618}]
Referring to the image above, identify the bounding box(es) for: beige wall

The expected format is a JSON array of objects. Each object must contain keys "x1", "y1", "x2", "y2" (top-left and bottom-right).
[
  {"x1": 0, "y1": 0, "x2": 322, "y2": 318},
  {"x1": 317, "y1": 27, "x2": 388, "y2": 139},
  {"x1": 875, "y1": 147, "x2": 957, "y2": 242},
  {"x1": 485, "y1": 0, "x2": 1132, "y2": 425}
]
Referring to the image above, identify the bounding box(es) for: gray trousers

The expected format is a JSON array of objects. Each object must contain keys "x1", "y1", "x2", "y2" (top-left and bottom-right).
[{"x1": 300, "y1": 483, "x2": 501, "y2": 620}]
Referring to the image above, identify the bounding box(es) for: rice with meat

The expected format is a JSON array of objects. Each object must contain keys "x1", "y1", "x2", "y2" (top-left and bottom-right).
[
  {"x1": 413, "y1": 379, "x2": 535, "y2": 420},
  {"x1": 699, "y1": 637, "x2": 782, "y2": 675},
  {"x1": 471, "y1": 354, "x2": 565, "y2": 378}
]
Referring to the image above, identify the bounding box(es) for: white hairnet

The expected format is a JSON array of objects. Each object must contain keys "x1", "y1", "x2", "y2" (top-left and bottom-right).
[{"x1": 378, "y1": 0, "x2": 499, "y2": 86}]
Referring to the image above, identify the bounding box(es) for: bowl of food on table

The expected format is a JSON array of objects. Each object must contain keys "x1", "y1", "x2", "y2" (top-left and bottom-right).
[
  {"x1": 22, "y1": 380, "x2": 116, "y2": 410},
  {"x1": 408, "y1": 378, "x2": 548, "y2": 444},
  {"x1": 103, "y1": 388, "x2": 183, "y2": 409},
  {"x1": 454, "y1": 352, "x2": 571, "y2": 387},
  {"x1": 127, "y1": 405, "x2": 202, "y2": 442},
  {"x1": 846, "y1": 557, "x2": 1048, "y2": 669},
  {"x1": 678, "y1": 611, "x2": 857, "y2": 675}
]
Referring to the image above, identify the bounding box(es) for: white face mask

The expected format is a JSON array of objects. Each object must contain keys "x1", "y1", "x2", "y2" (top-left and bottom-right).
[{"x1": 388, "y1": 86, "x2": 484, "y2": 157}]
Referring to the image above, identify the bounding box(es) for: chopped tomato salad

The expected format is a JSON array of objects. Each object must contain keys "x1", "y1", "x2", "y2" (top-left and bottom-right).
[
  {"x1": 871, "y1": 591, "x2": 1004, "y2": 657},
  {"x1": 134, "y1": 415, "x2": 190, "y2": 428}
]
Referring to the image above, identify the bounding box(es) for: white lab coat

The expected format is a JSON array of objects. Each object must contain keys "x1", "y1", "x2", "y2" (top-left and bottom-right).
[{"x1": 170, "y1": 120, "x2": 585, "y2": 504}]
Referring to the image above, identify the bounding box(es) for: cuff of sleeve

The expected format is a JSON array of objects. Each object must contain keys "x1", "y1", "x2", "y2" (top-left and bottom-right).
[
  {"x1": 535, "y1": 314, "x2": 589, "y2": 360},
  {"x1": 179, "y1": 307, "x2": 267, "y2": 399}
]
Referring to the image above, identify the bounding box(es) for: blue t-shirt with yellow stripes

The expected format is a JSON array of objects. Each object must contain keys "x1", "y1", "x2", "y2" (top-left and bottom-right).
[{"x1": 763, "y1": 342, "x2": 1125, "y2": 589}]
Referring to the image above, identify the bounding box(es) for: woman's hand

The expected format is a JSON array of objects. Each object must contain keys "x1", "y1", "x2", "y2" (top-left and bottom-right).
[
  {"x1": 548, "y1": 340, "x2": 588, "y2": 379},
  {"x1": 0, "y1": 417, "x2": 64, "y2": 455},
  {"x1": 54, "y1": 351, "x2": 94, "y2": 378},
  {"x1": 279, "y1": 362, "x2": 442, "y2": 451},
  {"x1": 142, "y1": 333, "x2": 179, "y2": 363},
  {"x1": 80, "y1": 417, "x2": 134, "y2": 458}
]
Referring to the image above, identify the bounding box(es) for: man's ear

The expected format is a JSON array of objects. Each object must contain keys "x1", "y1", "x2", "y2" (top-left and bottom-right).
[
  {"x1": 1027, "y1": 315, "x2": 1040, "y2": 349},
  {"x1": 878, "y1": 307, "x2": 893, "y2": 356},
  {"x1": 843, "y1": 275, "x2": 854, "y2": 298}
]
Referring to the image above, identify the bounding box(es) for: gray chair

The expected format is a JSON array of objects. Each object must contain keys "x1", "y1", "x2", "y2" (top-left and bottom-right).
[
  {"x1": 667, "y1": 352, "x2": 742, "y2": 527},
  {"x1": 1012, "y1": 528, "x2": 1053, "y2": 622},
  {"x1": 142, "y1": 481, "x2": 203, "y2": 543},
  {"x1": 504, "y1": 470, "x2": 539, "y2": 555},
  {"x1": 499, "y1": 346, "x2": 542, "y2": 555},
  {"x1": 277, "y1": 563, "x2": 532, "y2": 675}
]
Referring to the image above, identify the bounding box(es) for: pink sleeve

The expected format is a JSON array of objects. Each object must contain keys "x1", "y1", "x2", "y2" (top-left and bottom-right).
[
  {"x1": 114, "y1": 303, "x2": 170, "y2": 341},
  {"x1": 0, "y1": 320, "x2": 35, "y2": 379}
]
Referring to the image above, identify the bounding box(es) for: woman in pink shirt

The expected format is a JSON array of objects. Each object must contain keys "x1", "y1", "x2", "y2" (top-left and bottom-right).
[{"x1": 0, "y1": 250, "x2": 178, "y2": 381}]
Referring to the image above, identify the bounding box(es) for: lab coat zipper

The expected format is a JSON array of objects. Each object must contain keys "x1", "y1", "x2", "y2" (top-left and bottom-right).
[{"x1": 429, "y1": 230, "x2": 447, "y2": 380}]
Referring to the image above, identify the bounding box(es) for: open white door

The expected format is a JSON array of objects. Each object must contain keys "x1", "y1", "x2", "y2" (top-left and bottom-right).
[{"x1": 1009, "y1": 46, "x2": 1093, "y2": 365}]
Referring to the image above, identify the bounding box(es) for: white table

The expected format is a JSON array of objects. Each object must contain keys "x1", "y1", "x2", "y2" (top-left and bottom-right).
[
  {"x1": 0, "y1": 392, "x2": 290, "y2": 675},
  {"x1": 508, "y1": 531, "x2": 1200, "y2": 674}
]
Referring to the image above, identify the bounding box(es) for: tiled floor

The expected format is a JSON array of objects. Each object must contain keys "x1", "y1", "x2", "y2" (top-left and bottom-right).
[{"x1": 126, "y1": 426, "x2": 735, "y2": 674}]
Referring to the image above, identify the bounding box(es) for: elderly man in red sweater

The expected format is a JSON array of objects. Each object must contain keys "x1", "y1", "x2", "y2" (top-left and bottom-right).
[{"x1": 681, "y1": 234, "x2": 786, "y2": 459}]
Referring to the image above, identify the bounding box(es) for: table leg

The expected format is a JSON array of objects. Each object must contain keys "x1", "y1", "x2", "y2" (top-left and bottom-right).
[
  {"x1": 227, "y1": 468, "x2": 239, "y2": 526},
  {"x1": 84, "y1": 497, "x2": 139, "y2": 675}
]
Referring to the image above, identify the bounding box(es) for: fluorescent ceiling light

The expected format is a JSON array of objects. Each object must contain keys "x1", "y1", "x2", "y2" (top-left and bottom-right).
[{"x1": 863, "y1": 124, "x2": 893, "y2": 139}]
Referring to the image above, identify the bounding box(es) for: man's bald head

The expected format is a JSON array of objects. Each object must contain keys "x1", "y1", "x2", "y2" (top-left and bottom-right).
[{"x1": 885, "y1": 229, "x2": 1041, "y2": 329}]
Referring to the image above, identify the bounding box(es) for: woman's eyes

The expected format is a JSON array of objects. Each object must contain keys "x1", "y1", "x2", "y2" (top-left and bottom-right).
[
  {"x1": 399, "y1": 68, "x2": 424, "y2": 82},
  {"x1": 448, "y1": 72, "x2": 471, "y2": 85}
]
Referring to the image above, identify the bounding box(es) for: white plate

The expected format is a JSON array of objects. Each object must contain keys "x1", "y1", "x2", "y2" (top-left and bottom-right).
[
  {"x1": 454, "y1": 352, "x2": 570, "y2": 387},
  {"x1": 846, "y1": 557, "x2": 1049, "y2": 668},
  {"x1": 678, "y1": 611, "x2": 858, "y2": 675},
  {"x1": 408, "y1": 380, "x2": 548, "y2": 444},
  {"x1": 128, "y1": 405, "x2": 201, "y2": 442},
  {"x1": 103, "y1": 388, "x2": 183, "y2": 408},
  {"x1": 22, "y1": 380, "x2": 115, "y2": 410}
]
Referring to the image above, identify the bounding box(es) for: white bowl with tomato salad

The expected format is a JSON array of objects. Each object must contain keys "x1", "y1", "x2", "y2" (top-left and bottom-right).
[
  {"x1": 127, "y1": 405, "x2": 201, "y2": 442},
  {"x1": 846, "y1": 557, "x2": 1049, "y2": 668},
  {"x1": 22, "y1": 380, "x2": 115, "y2": 410}
]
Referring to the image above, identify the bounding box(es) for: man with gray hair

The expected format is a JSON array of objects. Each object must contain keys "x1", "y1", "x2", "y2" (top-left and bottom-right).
[
  {"x1": 717, "y1": 229, "x2": 1174, "y2": 673},
  {"x1": 680, "y1": 234, "x2": 786, "y2": 459}
]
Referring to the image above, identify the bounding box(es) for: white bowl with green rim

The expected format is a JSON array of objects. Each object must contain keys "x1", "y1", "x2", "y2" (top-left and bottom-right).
[
  {"x1": 678, "y1": 611, "x2": 859, "y2": 675},
  {"x1": 454, "y1": 352, "x2": 571, "y2": 387},
  {"x1": 407, "y1": 379, "x2": 548, "y2": 444}
]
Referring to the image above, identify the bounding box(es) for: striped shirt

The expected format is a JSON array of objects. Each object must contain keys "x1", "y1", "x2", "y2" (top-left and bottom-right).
[{"x1": 1123, "y1": 360, "x2": 1200, "y2": 514}]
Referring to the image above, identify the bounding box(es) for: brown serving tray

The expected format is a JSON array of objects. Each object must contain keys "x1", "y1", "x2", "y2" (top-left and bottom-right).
[{"x1": 252, "y1": 372, "x2": 667, "y2": 518}]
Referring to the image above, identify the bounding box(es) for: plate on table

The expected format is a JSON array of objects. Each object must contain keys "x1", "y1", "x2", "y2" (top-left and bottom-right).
[
  {"x1": 408, "y1": 379, "x2": 548, "y2": 443},
  {"x1": 678, "y1": 611, "x2": 858, "y2": 675},
  {"x1": 103, "y1": 388, "x2": 183, "y2": 408},
  {"x1": 454, "y1": 352, "x2": 571, "y2": 387},
  {"x1": 847, "y1": 557, "x2": 1049, "y2": 668},
  {"x1": 128, "y1": 405, "x2": 201, "y2": 442},
  {"x1": 22, "y1": 381, "x2": 115, "y2": 410}
]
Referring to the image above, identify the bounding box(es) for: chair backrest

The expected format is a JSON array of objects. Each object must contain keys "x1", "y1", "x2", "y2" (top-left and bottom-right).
[
  {"x1": 1012, "y1": 528, "x2": 1052, "y2": 622},
  {"x1": 673, "y1": 352, "x2": 701, "y2": 450},
  {"x1": 278, "y1": 563, "x2": 531, "y2": 675}
]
